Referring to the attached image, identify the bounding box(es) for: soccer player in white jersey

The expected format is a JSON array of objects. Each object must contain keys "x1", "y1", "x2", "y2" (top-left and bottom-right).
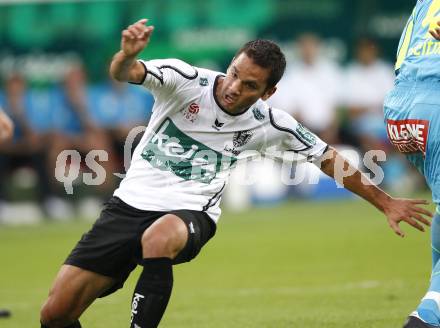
[{"x1": 40, "y1": 19, "x2": 433, "y2": 328}]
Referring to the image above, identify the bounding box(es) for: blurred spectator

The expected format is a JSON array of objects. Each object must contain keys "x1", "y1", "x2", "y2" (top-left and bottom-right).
[
  {"x1": 342, "y1": 37, "x2": 412, "y2": 191},
  {"x1": 267, "y1": 33, "x2": 343, "y2": 144},
  {"x1": 88, "y1": 78, "x2": 154, "y2": 170},
  {"x1": 0, "y1": 73, "x2": 68, "y2": 219},
  {"x1": 0, "y1": 109, "x2": 14, "y2": 142},
  {"x1": 50, "y1": 64, "x2": 117, "y2": 199},
  {"x1": 343, "y1": 37, "x2": 394, "y2": 150}
]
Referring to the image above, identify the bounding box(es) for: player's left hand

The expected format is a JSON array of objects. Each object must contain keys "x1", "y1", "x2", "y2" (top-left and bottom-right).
[
  {"x1": 382, "y1": 198, "x2": 432, "y2": 237},
  {"x1": 429, "y1": 21, "x2": 440, "y2": 40}
]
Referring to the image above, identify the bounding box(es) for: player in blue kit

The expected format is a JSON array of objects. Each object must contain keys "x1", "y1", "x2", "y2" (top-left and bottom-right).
[{"x1": 384, "y1": 1, "x2": 440, "y2": 327}]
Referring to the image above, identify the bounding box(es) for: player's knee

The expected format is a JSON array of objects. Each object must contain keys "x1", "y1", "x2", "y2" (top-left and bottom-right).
[
  {"x1": 141, "y1": 215, "x2": 188, "y2": 259},
  {"x1": 141, "y1": 231, "x2": 182, "y2": 259},
  {"x1": 40, "y1": 296, "x2": 78, "y2": 327}
]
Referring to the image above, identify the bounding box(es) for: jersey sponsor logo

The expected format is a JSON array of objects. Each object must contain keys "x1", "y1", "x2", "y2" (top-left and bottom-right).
[
  {"x1": 142, "y1": 118, "x2": 236, "y2": 183},
  {"x1": 386, "y1": 119, "x2": 429, "y2": 155},
  {"x1": 212, "y1": 118, "x2": 224, "y2": 131},
  {"x1": 295, "y1": 124, "x2": 316, "y2": 146},
  {"x1": 182, "y1": 103, "x2": 200, "y2": 123},
  {"x1": 252, "y1": 107, "x2": 265, "y2": 121},
  {"x1": 199, "y1": 77, "x2": 209, "y2": 86},
  {"x1": 407, "y1": 40, "x2": 440, "y2": 58}
]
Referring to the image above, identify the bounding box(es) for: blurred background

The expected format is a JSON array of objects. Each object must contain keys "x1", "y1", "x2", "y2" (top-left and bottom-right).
[{"x1": 0, "y1": 0, "x2": 424, "y2": 223}]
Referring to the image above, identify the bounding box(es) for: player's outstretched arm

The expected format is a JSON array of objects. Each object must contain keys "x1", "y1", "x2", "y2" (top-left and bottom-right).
[
  {"x1": 318, "y1": 146, "x2": 432, "y2": 237},
  {"x1": 109, "y1": 18, "x2": 154, "y2": 83},
  {"x1": 0, "y1": 109, "x2": 14, "y2": 143}
]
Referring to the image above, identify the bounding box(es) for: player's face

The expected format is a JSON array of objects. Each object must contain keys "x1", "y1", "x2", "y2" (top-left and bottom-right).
[{"x1": 216, "y1": 53, "x2": 276, "y2": 114}]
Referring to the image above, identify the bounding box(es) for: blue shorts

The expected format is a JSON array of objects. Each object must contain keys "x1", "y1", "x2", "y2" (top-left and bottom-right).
[{"x1": 383, "y1": 80, "x2": 440, "y2": 206}]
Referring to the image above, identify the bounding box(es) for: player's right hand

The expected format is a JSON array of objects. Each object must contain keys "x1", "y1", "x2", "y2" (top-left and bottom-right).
[
  {"x1": 382, "y1": 198, "x2": 432, "y2": 238},
  {"x1": 121, "y1": 18, "x2": 154, "y2": 58}
]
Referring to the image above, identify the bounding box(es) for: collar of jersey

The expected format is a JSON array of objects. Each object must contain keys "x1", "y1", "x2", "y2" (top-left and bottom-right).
[{"x1": 213, "y1": 74, "x2": 252, "y2": 117}]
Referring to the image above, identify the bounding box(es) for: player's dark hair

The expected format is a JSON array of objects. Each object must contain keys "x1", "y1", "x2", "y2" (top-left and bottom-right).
[{"x1": 235, "y1": 39, "x2": 286, "y2": 90}]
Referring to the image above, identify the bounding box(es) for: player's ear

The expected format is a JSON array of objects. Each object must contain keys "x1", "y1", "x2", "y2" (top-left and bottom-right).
[{"x1": 261, "y1": 86, "x2": 277, "y2": 100}]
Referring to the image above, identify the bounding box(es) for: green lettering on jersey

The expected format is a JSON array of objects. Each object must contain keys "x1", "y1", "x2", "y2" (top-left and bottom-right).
[{"x1": 141, "y1": 118, "x2": 236, "y2": 183}]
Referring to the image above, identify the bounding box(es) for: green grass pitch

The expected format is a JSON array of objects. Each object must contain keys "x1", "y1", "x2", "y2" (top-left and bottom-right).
[{"x1": 0, "y1": 198, "x2": 434, "y2": 327}]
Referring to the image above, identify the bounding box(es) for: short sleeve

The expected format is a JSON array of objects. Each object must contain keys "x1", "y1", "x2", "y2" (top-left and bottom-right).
[
  {"x1": 265, "y1": 108, "x2": 328, "y2": 163},
  {"x1": 133, "y1": 58, "x2": 198, "y2": 98}
]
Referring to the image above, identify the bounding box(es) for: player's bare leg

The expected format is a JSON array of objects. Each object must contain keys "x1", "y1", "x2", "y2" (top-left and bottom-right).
[
  {"x1": 130, "y1": 214, "x2": 188, "y2": 328},
  {"x1": 40, "y1": 265, "x2": 115, "y2": 328},
  {"x1": 141, "y1": 214, "x2": 188, "y2": 259}
]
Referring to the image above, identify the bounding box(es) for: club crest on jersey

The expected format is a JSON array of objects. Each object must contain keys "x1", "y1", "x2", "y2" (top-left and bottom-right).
[
  {"x1": 182, "y1": 103, "x2": 200, "y2": 123},
  {"x1": 233, "y1": 130, "x2": 253, "y2": 148},
  {"x1": 199, "y1": 77, "x2": 209, "y2": 86},
  {"x1": 223, "y1": 130, "x2": 253, "y2": 156},
  {"x1": 295, "y1": 123, "x2": 316, "y2": 146},
  {"x1": 386, "y1": 119, "x2": 429, "y2": 155},
  {"x1": 252, "y1": 107, "x2": 265, "y2": 121}
]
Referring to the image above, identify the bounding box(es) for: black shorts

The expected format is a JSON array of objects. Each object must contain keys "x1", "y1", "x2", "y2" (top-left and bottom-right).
[{"x1": 65, "y1": 196, "x2": 216, "y2": 297}]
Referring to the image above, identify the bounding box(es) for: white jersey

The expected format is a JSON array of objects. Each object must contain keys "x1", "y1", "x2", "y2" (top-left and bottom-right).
[{"x1": 114, "y1": 59, "x2": 328, "y2": 223}]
